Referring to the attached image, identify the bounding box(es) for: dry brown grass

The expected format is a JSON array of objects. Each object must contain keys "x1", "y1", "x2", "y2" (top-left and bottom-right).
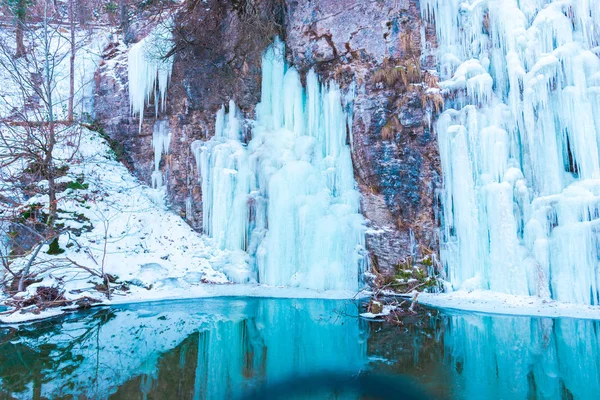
[
  {"x1": 400, "y1": 30, "x2": 415, "y2": 56},
  {"x1": 381, "y1": 116, "x2": 401, "y2": 140},
  {"x1": 430, "y1": 92, "x2": 445, "y2": 113},
  {"x1": 421, "y1": 70, "x2": 444, "y2": 114},
  {"x1": 372, "y1": 66, "x2": 407, "y2": 87},
  {"x1": 372, "y1": 50, "x2": 423, "y2": 88},
  {"x1": 372, "y1": 62, "x2": 421, "y2": 88},
  {"x1": 424, "y1": 71, "x2": 439, "y2": 89},
  {"x1": 405, "y1": 55, "x2": 422, "y2": 82}
]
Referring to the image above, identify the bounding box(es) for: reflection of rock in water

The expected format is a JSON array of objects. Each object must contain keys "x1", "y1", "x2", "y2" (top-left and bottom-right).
[{"x1": 0, "y1": 299, "x2": 367, "y2": 399}]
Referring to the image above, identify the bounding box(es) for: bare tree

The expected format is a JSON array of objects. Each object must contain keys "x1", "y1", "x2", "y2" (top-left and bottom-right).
[{"x1": 0, "y1": 0, "x2": 89, "y2": 290}]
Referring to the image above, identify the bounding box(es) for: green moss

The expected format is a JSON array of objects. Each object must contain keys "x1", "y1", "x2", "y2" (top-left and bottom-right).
[
  {"x1": 66, "y1": 175, "x2": 89, "y2": 191},
  {"x1": 105, "y1": 2, "x2": 118, "y2": 13},
  {"x1": 88, "y1": 122, "x2": 126, "y2": 162},
  {"x1": 66, "y1": 181, "x2": 89, "y2": 190},
  {"x1": 47, "y1": 238, "x2": 65, "y2": 255},
  {"x1": 421, "y1": 256, "x2": 433, "y2": 267},
  {"x1": 380, "y1": 259, "x2": 440, "y2": 293}
]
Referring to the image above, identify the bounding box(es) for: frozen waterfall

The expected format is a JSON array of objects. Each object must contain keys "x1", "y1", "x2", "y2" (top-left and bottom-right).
[
  {"x1": 192, "y1": 38, "x2": 366, "y2": 291},
  {"x1": 422, "y1": 0, "x2": 600, "y2": 304}
]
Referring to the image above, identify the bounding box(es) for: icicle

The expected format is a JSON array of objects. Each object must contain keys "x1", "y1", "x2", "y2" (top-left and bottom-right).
[
  {"x1": 194, "y1": 101, "x2": 250, "y2": 257},
  {"x1": 185, "y1": 196, "x2": 193, "y2": 222},
  {"x1": 151, "y1": 120, "x2": 171, "y2": 189}
]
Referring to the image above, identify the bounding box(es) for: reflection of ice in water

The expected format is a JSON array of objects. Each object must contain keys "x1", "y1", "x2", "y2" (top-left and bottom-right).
[
  {"x1": 443, "y1": 314, "x2": 600, "y2": 399},
  {"x1": 0, "y1": 299, "x2": 366, "y2": 399},
  {"x1": 190, "y1": 300, "x2": 367, "y2": 400}
]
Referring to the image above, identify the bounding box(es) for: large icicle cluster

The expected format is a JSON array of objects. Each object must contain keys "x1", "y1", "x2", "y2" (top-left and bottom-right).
[
  {"x1": 128, "y1": 23, "x2": 174, "y2": 130},
  {"x1": 422, "y1": 0, "x2": 600, "y2": 304},
  {"x1": 192, "y1": 38, "x2": 366, "y2": 291}
]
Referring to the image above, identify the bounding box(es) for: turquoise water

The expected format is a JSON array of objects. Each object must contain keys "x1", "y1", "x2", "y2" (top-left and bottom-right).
[{"x1": 0, "y1": 298, "x2": 598, "y2": 399}]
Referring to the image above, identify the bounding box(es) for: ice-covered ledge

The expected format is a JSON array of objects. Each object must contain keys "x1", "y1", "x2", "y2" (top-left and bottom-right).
[{"x1": 400, "y1": 290, "x2": 600, "y2": 320}]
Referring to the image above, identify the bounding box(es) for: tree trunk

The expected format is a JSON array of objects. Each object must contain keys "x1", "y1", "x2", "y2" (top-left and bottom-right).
[
  {"x1": 46, "y1": 154, "x2": 57, "y2": 229},
  {"x1": 18, "y1": 240, "x2": 45, "y2": 292},
  {"x1": 43, "y1": 2, "x2": 57, "y2": 230},
  {"x1": 15, "y1": 18, "x2": 25, "y2": 58},
  {"x1": 68, "y1": 0, "x2": 75, "y2": 122},
  {"x1": 120, "y1": 0, "x2": 129, "y2": 31}
]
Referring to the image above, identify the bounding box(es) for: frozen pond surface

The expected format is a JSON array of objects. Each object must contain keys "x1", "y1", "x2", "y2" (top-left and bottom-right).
[{"x1": 0, "y1": 298, "x2": 598, "y2": 399}]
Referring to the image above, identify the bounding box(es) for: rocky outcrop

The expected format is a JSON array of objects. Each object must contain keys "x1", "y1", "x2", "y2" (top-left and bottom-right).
[{"x1": 94, "y1": 0, "x2": 441, "y2": 276}]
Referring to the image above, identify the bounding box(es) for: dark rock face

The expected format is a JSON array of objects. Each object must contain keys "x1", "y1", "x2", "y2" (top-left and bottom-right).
[{"x1": 94, "y1": 0, "x2": 441, "y2": 276}]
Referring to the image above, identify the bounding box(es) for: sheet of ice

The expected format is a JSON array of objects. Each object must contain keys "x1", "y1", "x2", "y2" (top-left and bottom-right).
[
  {"x1": 422, "y1": 0, "x2": 600, "y2": 305},
  {"x1": 194, "y1": 38, "x2": 367, "y2": 291}
]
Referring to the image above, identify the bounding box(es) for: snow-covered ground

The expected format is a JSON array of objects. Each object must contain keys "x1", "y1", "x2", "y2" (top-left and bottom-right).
[
  {"x1": 403, "y1": 290, "x2": 600, "y2": 320},
  {"x1": 0, "y1": 127, "x2": 232, "y2": 320}
]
